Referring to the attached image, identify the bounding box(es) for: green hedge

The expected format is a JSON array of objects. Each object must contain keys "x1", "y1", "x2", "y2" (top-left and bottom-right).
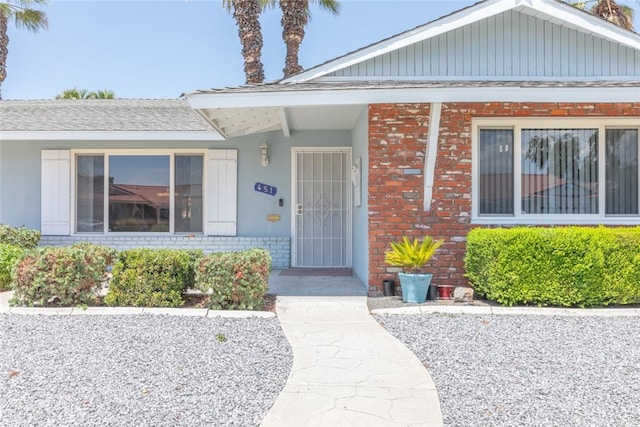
[
  {"x1": 105, "y1": 249, "x2": 201, "y2": 307},
  {"x1": 465, "y1": 227, "x2": 640, "y2": 307},
  {"x1": 10, "y1": 243, "x2": 116, "y2": 307},
  {"x1": 195, "y1": 248, "x2": 271, "y2": 310},
  {"x1": 0, "y1": 224, "x2": 41, "y2": 249},
  {"x1": 0, "y1": 244, "x2": 26, "y2": 291}
]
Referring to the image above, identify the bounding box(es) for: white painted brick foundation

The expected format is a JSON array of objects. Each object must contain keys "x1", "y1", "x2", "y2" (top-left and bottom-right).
[{"x1": 39, "y1": 235, "x2": 291, "y2": 268}]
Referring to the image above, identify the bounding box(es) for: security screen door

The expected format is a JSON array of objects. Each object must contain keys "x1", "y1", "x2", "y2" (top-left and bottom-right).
[{"x1": 293, "y1": 148, "x2": 351, "y2": 267}]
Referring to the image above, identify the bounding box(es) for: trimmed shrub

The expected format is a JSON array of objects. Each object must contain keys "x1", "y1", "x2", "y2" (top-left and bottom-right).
[
  {"x1": 10, "y1": 243, "x2": 116, "y2": 307},
  {"x1": 465, "y1": 227, "x2": 640, "y2": 307},
  {"x1": 0, "y1": 244, "x2": 26, "y2": 291},
  {"x1": 195, "y1": 248, "x2": 271, "y2": 310},
  {"x1": 105, "y1": 249, "x2": 201, "y2": 307},
  {"x1": 0, "y1": 224, "x2": 41, "y2": 249}
]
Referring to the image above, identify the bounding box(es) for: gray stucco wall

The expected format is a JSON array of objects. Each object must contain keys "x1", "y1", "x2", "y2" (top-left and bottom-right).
[
  {"x1": 351, "y1": 108, "x2": 369, "y2": 285},
  {"x1": 0, "y1": 130, "x2": 352, "y2": 238},
  {"x1": 233, "y1": 129, "x2": 352, "y2": 236}
]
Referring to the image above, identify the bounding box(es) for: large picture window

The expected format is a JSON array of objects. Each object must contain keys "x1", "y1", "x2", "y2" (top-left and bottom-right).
[
  {"x1": 474, "y1": 119, "x2": 640, "y2": 224},
  {"x1": 75, "y1": 152, "x2": 204, "y2": 233}
]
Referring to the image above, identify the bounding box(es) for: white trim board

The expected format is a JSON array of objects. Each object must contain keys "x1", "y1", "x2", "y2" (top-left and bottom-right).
[
  {"x1": 187, "y1": 86, "x2": 640, "y2": 110},
  {"x1": 1, "y1": 131, "x2": 224, "y2": 141},
  {"x1": 424, "y1": 103, "x2": 442, "y2": 212}
]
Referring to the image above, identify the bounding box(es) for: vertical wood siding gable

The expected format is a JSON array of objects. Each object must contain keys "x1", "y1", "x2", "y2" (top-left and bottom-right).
[
  {"x1": 41, "y1": 150, "x2": 71, "y2": 235},
  {"x1": 206, "y1": 149, "x2": 238, "y2": 236},
  {"x1": 327, "y1": 10, "x2": 639, "y2": 79}
]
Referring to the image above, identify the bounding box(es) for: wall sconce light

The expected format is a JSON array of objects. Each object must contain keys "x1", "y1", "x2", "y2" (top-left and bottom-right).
[{"x1": 260, "y1": 142, "x2": 270, "y2": 167}]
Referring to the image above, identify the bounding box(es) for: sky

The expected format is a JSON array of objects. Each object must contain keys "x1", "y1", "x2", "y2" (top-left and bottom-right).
[{"x1": 4, "y1": 0, "x2": 640, "y2": 100}]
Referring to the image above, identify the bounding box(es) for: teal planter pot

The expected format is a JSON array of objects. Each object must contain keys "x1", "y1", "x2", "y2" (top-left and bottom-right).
[{"x1": 398, "y1": 273, "x2": 433, "y2": 303}]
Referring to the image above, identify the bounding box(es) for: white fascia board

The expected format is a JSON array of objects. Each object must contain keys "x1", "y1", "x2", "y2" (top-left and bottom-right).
[
  {"x1": 315, "y1": 75, "x2": 640, "y2": 83},
  {"x1": 281, "y1": 0, "x2": 512, "y2": 83},
  {"x1": 188, "y1": 86, "x2": 640, "y2": 109},
  {"x1": 0, "y1": 131, "x2": 225, "y2": 141},
  {"x1": 528, "y1": 0, "x2": 640, "y2": 50}
]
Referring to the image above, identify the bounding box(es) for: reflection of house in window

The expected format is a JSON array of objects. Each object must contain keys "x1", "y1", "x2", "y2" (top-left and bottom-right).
[
  {"x1": 479, "y1": 173, "x2": 514, "y2": 215},
  {"x1": 521, "y1": 174, "x2": 598, "y2": 214},
  {"x1": 109, "y1": 183, "x2": 170, "y2": 232},
  {"x1": 75, "y1": 153, "x2": 204, "y2": 234},
  {"x1": 181, "y1": 196, "x2": 192, "y2": 219}
]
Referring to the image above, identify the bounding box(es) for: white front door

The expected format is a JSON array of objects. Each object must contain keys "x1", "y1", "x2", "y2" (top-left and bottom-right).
[{"x1": 292, "y1": 148, "x2": 351, "y2": 267}]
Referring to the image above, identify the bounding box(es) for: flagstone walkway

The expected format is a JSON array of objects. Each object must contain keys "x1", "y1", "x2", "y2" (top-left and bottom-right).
[{"x1": 260, "y1": 295, "x2": 443, "y2": 427}]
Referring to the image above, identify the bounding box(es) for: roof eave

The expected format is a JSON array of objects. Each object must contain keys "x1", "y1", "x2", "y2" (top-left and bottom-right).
[
  {"x1": 0, "y1": 130, "x2": 225, "y2": 141},
  {"x1": 186, "y1": 85, "x2": 640, "y2": 110}
]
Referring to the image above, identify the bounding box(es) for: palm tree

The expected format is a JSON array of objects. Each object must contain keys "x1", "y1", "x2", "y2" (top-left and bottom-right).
[
  {"x1": 86, "y1": 89, "x2": 115, "y2": 99},
  {"x1": 566, "y1": 0, "x2": 636, "y2": 30},
  {"x1": 0, "y1": 0, "x2": 48, "y2": 99},
  {"x1": 55, "y1": 88, "x2": 89, "y2": 99},
  {"x1": 222, "y1": 0, "x2": 265, "y2": 84},
  {"x1": 265, "y1": 0, "x2": 340, "y2": 78},
  {"x1": 55, "y1": 88, "x2": 115, "y2": 99}
]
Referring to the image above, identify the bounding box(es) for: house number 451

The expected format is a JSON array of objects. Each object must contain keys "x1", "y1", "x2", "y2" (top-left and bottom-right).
[{"x1": 254, "y1": 182, "x2": 277, "y2": 196}]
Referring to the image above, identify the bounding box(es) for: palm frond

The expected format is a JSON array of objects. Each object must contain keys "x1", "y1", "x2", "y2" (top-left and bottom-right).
[
  {"x1": 11, "y1": 9, "x2": 47, "y2": 30},
  {"x1": 384, "y1": 236, "x2": 444, "y2": 272},
  {"x1": 0, "y1": 0, "x2": 48, "y2": 31}
]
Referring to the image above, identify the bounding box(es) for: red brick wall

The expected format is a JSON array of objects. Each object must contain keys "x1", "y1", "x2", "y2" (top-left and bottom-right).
[{"x1": 367, "y1": 102, "x2": 640, "y2": 295}]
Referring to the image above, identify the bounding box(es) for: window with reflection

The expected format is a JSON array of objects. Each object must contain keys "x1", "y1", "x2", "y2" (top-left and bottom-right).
[
  {"x1": 479, "y1": 129, "x2": 514, "y2": 215},
  {"x1": 606, "y1": 129, "x2": 638, "y2": 215},
  {"x1": 75, "y1": 153, "x2": 204, "y2": 233},
  {"x1": 76, "y1": 155, "x2": 104, "y2": 233},
  {"x1": 477, "y1": 124, "x2": 639, "y2": 219},
  {"x1": 521, "y1": 129, "x2": 598, "y2": 214},
  {"x1": 108, "y1": 155, "x2": 170, "y2": 232},
  {"x1": 175, "y1": 155, "x2": 203, "y2": 233}
]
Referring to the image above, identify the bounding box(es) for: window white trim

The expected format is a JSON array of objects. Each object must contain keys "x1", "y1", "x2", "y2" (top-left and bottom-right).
[
  {"x1": 70, "y1": 149, "x2": 208, "y2": 236},
  {"x1": 472, "y1": 117, "x2": 640, "y2": 225}
]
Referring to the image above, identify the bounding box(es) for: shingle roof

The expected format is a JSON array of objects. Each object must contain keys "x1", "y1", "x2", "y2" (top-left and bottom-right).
[
  {"x1": 0, "y1": 99, "x2": 212, "y2": 132},
  {"x1": 187, "y1": 79, "x2": 640, "y2": 96}
]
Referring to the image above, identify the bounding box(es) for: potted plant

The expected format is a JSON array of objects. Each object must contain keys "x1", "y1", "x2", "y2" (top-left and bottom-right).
[{"x1": 384, "y1": 235, "x2": 444, "y2": 303}]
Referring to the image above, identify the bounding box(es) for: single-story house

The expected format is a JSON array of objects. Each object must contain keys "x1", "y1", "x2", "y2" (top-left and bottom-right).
[{"x1": 1, "y1": 0, "x2": 639, "y2": 295}]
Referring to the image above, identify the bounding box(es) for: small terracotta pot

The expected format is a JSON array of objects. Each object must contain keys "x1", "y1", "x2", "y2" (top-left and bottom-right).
[{"x1": 437, "y1": 285, "x2": 455, "y2": 300}]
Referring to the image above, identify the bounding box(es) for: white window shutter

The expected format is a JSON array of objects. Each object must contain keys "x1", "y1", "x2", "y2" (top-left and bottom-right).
[
  {"x1": 41, "y1": 150, "x2": 71, "y2": 235},
  {"x1": 207, "y1": 149, "x2": 237, "y2": 236}
]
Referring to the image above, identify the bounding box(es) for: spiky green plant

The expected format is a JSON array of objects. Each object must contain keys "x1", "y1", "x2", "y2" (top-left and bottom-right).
[{"x1": 384, "y1": 236, "x2": 444, "y2": 273}]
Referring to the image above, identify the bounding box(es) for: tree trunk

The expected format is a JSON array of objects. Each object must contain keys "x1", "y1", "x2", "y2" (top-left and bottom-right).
[
  {"x1": 280, "y1": 0, "x2": 307, "y2": 78},
  {"x1": 233, "y1": 0, "x2": 265, "y2": 84},
  {"x1": 0, "y1": 11, "x2": 8, "y2": 99}
]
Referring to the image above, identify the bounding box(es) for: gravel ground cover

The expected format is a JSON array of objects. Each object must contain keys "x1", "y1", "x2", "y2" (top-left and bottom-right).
[
  {"x1": 375, "y1": 313, "x2": 640, "y2": 426},
  {"x1": 0, "y1": 314, "x2": 292, "y2": 427}
]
